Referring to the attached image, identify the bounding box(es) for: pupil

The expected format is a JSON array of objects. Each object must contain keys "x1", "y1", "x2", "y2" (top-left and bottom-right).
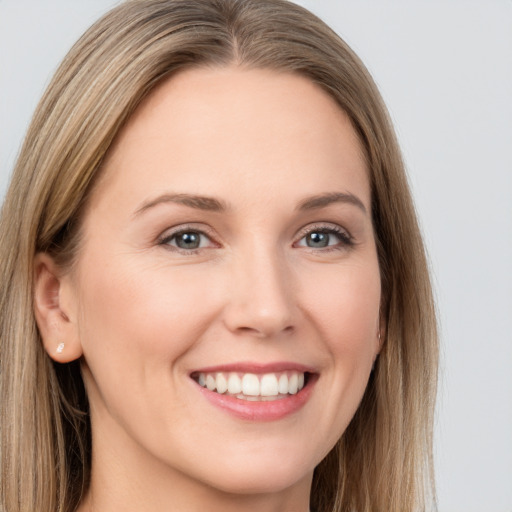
[
  {"x1": 177, "y1": 232, "x2": 200, "y2": 249},
  {"x1": 308, "y1": 232, "x2": 328, "y2": 247}
]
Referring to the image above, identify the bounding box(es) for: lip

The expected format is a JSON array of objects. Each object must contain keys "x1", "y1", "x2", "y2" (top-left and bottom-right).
[
  {"x1": 190, "y1": 362, "x2": 318, "y2": 422},
  {"x1": 191, "y1": 361, "x2": 316, "y2": 374}
]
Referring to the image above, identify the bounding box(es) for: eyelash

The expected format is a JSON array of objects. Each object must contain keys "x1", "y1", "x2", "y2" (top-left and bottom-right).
[
  {"x1": 158, "y1": 223, "x2": 354, "y2": 254},
  {"x1": 294, "y1": 223, "x2": 354, "y2": 252},
  {"x1": 158, "y1": 224, "x2": 218, "y2": 254}
]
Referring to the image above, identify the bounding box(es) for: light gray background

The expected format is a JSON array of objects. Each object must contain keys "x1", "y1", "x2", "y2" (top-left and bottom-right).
[{"x1": 1, "y1": 1, "x2": 511, "y2": 511}]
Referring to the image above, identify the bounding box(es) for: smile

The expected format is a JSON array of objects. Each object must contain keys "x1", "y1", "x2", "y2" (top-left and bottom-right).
[
  {"x1": 190, "y1": 364, "x2": 317, "y2": 421},
  {"x1": 193, "y1": 371, "x2": 306, "y2": 401}
]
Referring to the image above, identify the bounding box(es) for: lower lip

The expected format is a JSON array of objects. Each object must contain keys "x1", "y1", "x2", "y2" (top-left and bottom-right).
[{"x1": 195, "y1": 376, "x2": 317, "y2": 422}]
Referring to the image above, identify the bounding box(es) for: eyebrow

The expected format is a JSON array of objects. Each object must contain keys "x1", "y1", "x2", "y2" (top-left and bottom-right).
[
  {"x1": 133, "y1": 191, "x2": 367, "y2": 217},
  {"x1": 134, "y1": 193, "x2": 227, "y2": 216},
  {"x1": 297, "y1": 192, "x2": 367, "y2": 214}
]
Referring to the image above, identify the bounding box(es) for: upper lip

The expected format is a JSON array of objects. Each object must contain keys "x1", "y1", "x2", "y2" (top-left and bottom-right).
[{"x1": 190, "y1": 361, "x2": 316, "y2": 375}]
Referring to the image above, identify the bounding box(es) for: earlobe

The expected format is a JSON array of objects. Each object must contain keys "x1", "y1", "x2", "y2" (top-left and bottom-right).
[
  {"x1": 372, "y1": 316, "x2": 385, "y2": 364},
  {"x1": 33, "y1": 253, "x2": 83, "y2": 363},
  {"x1": 377, "y1": 310, "x2": 386, "y2": 353}
]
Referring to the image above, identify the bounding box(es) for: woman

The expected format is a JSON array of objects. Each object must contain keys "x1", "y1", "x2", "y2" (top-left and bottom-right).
[{"x1": 0, "y1": 1, "x2": 438, "y2": 511}]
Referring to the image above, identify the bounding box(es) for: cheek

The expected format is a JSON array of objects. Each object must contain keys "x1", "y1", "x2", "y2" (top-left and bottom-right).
[
  {"x1": 74, "y1": 254, "x2": 228, "y2": 456},
  {"x1": 299, "y1": 258, "x2": 381, "y2": 430},
  {"x1": 75, "y1": 256, "x2": 221, "y2": 391},
  {"x1": 302, "y1": 258, "x2": 381, "y2": 350}
]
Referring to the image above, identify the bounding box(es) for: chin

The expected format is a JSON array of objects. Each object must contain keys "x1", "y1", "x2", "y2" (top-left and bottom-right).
[
  {"x1": 204, "y1": 465, "x2": 313, "y2": 496},
  {"x1": 185, "y1": 443, "x2": 317, "y2": 496}
]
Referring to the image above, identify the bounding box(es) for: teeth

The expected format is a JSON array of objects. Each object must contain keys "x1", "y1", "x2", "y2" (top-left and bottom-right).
[
  {"x1": 260, "y1": 374, "x2": 279, "y2": 396},
  {"x1": 288, "y1": 373, "x2": 298, "y2": 394},
  {"x1": 206, "y1": 374, "x2": 216, "y2": 391},
  {"x1": 216, "y1": 373, "x2": 228, "y2": 394},
  {"x1": 227, "y1": 372, "x2": 242, "y2": 394},
  {"x1": 278, "y1": 374, "x2": 288, "y2": 394},
  {"x1": 195, "y1": 370, "x2": 306, "y2": 400},
  {"x1": 242, "y1": 373, "x2": 260, "y2": 396}
]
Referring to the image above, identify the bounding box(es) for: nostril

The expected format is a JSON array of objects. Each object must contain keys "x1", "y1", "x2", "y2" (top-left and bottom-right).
[{"x1": 235, "y1": 324, "x2": 294, "y2": 338}]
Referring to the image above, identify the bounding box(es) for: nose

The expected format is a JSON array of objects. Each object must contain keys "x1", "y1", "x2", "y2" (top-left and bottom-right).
[{"x1": 222, "y1": 248, "x2": 296, "y2": 339}]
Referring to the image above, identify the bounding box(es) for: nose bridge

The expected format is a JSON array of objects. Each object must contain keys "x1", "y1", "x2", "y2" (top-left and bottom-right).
[{"x1": 225, "y1": 238, "x2": 295, "y2": 337}]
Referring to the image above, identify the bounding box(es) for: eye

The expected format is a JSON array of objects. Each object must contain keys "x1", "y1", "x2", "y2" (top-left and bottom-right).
[
  {"x1": 295, "y1": 225, "x2": 353, "y2": 250},
  {"x1": 159, "y1": 228, "x2": 216, "y2": 251}
]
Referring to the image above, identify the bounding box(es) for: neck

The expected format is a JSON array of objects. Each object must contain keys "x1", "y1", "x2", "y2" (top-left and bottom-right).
[
  {"x1": 78, "y1": 466, "x2": 312, "y2": 512},
  {"x1": 77, "y1": 415, "x2": 313, "y2": 512}
]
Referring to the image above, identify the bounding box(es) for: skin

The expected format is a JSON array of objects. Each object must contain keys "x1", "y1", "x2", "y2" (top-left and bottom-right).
[{"x1": 34, "y1": 67, "x2": 382, "y2": 512}]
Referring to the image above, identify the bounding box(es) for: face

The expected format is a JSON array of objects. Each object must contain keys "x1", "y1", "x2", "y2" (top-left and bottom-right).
[{"x1": 60, "y1": 68, "x2": 381, "y2": 497}]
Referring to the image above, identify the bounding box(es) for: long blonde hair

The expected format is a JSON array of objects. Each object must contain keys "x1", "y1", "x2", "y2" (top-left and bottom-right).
[{"x1": 0, "y1": 1, "x2": 438, "y2": 511}]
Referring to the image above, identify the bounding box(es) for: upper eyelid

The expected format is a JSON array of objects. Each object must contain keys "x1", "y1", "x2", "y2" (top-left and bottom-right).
[
  {"x1": 295, "y1": 222, "x2": 351, "y2": 238},
  {"x1": 158, "y1": 226, "x2": 220, "y2": 253},
  {"x1": 158, "y1": 223, "x2": 217, "y2": 240}
]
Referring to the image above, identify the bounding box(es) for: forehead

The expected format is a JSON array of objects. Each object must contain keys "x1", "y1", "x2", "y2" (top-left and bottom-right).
[{"x1": 89, "y1": 66, "x2": 369, "y2": 215}]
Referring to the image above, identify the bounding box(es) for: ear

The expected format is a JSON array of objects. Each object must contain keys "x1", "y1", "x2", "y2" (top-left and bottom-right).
[
  {"x1": 374, "y1": 313, "x2": 386, "y2": 358},
  {"x1": 33, "y1": 253, "x2": 83, "y2": 363}
]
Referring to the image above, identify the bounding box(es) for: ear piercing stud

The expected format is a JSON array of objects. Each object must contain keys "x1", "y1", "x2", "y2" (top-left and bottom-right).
[{"x1": 56, "y1": 343, "x2": 65, "y2": 354}]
